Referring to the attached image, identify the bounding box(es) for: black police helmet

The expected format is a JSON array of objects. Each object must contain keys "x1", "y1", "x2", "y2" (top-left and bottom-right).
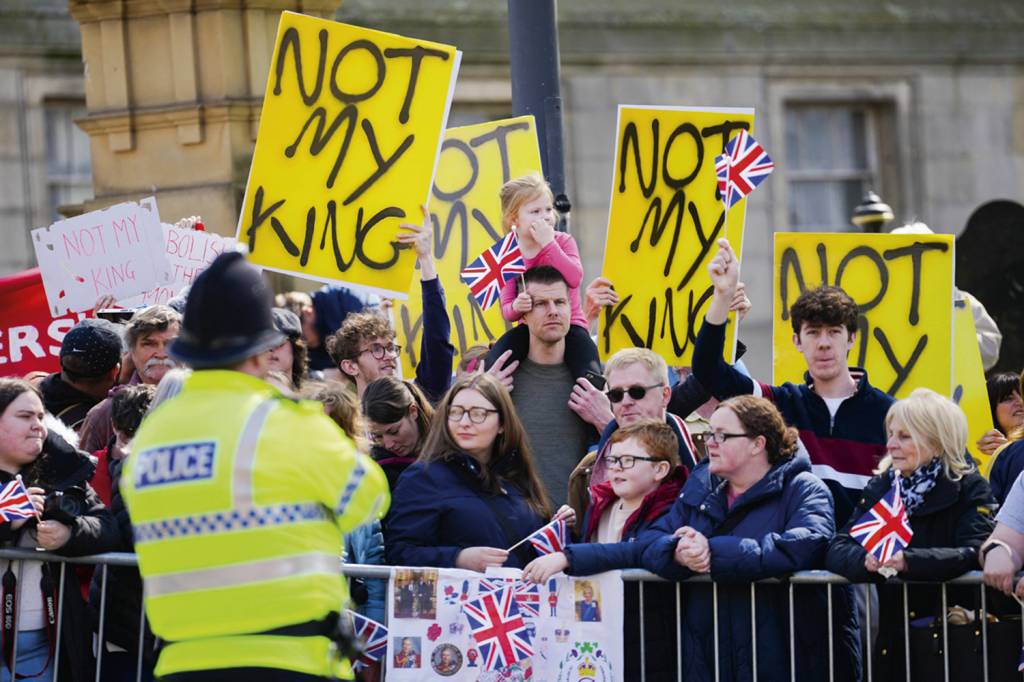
[{"x1": 169, "y1": 252, "x2": 285, "y2": 368}]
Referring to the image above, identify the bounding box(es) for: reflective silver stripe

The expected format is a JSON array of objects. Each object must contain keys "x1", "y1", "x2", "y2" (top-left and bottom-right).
[
  {"x1": 132, "y1": 503, "x2": 332, "y2": 544},
  {"x1": 233, "y1": 399, "x2": 277, "y2": 508},
  {"x1": 144, "y1": 552, "x2": 340, "y2": 598},
  {"x1": 334, "y1": 459, "x2": 367, "y2": 516}
]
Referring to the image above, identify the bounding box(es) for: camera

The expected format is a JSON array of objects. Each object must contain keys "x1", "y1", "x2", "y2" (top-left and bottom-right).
[{"x1": 41, "y1": 487, "x2": 88, "y2": 524}]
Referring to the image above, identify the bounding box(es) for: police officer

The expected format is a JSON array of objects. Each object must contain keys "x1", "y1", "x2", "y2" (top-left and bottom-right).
[{"x1": 122, "y1": 252, "x2": 389, "y2": 681}]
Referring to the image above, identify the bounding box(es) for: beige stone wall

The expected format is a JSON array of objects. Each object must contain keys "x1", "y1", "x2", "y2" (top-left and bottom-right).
[{"x1": 69, "y1": 0, "x2": 341, "y2": 237}]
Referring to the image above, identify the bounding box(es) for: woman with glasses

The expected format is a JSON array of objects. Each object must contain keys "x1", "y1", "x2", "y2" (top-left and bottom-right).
[
  {"x1": 383, "y1": 373, "x2": 552, "y2": 571},
  {"x1": 641, "y1": 395, "x2": 858, "y2": 682}
]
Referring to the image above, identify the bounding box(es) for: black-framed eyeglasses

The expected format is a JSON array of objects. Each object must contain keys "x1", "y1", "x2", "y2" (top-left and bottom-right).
[
  {"x1": 606, "y1": 384, "x2": 664, "y2": 403},
  {"x1": 707, "y1": 432, "x2": 751, "y2": 444},
  {"x1": 448, "y1": 406, "x2": 498, "y2": 424},
  {"x1": 604, "y1": 454, "x2": 662, "y2": 470},
  {"x1": 357, "y1": 342, "x2": 402, "y2": 360}
]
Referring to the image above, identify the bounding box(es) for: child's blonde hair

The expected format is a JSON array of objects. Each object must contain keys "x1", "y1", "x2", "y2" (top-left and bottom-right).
[{"x1": 499, "y1": 173, "x2": 554, "y2": 231}]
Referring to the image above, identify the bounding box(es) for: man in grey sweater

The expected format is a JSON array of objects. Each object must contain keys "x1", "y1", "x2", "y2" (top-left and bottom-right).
[{"x1": 489, "y1": 266, "x2": 595, "y2": 507}]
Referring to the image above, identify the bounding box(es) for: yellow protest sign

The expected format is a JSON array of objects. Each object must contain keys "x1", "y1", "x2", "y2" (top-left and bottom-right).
[
  {"x1": 395, "y1": 116, "x2": 542, "y2": 376},
  {"x1": 772, "y1": 232, "x2": 954, "y2": 398},
  {"x1": 600, "y1": 106, "x2": 755, "y2": 364},
  {"x1": 237, "y1": 12, "x2": 461, "y2": 298},
  {"x1": 953, "y1": 299, "x2": 995, "y2": 476}
]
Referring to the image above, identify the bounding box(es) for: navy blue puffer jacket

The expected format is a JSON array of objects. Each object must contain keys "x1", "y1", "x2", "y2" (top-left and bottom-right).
[
  {"x1": 640, "y1": 452, "x2": 861, "y2": 682},
  {"x1": 384, "y1": 451, "x2": 547, "y2": 569}
]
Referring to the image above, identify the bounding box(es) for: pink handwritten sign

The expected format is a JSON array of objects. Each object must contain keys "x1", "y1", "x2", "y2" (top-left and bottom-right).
[
  {"x1": 119, "y1": 224, "x2": 237, "y2": 307},
  {"x1": 31, "y1": 200, "x2": 169, "y2": 315}
]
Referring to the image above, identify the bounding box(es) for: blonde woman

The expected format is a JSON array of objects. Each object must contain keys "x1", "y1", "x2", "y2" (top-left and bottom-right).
[
  {"x1": 826, "y1": 388, "x2": 995, "y2": 681},
  {"x1": 484, "y1": 173, "x2": 600, "y2": 382}
]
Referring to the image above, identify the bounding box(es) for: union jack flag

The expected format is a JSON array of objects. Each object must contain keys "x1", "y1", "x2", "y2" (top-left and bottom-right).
[
  {"x1": 715, "y1": 129, "x2": 774, "y2": 209},
  {"x1": 463, "y1": 587, "x2": 534, "y2": 670},
  {"x1": 0, "y1": 477, "x2": 35, "y2": 522},
  {"x1": 459, "y1": 232, "x2": 526, "y2": 310},
  {"x1": 526, "y1": 518, "x2": 568, "y2": 556},
  {"x1": 849, "y1": 476, "x2": 914, "y2": 563},
  {"x1": 348, "y1": 611, "x2": 387, "y2": 670},
  {"x1": 1018, "y1": 645, "x2": 1024, "y2": 672},
  {"x1": 478, "y1": 578, "x2": 541, "y2": 618}
]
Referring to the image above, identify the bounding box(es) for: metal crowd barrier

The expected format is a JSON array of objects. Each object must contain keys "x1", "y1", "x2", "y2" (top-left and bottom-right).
[{"x1": 0, "y1": 548, "x2": 1017, "y2": 682}]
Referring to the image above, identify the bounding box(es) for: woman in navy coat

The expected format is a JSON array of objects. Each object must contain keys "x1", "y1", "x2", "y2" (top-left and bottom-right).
[
  {"x1": 384, "y1": 372, "x2": 551, "y2": 570},
  {"x1": 641, "y1": 395, "x2": 860, "y2": 682}
]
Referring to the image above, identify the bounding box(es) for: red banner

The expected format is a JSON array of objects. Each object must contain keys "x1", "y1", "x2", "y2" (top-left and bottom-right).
[{"x1": 0, "y1": 268, "x2": 86, "y2": 378}]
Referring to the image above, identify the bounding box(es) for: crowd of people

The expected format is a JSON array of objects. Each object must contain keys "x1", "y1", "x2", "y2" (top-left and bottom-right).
[{"x1": 1, "y1": 172, "x2": 1022, "y2": 682}]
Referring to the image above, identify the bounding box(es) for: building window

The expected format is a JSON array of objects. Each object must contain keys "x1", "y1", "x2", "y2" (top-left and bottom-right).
[
  {"x1": 785, "y1": 103, "x2": 895, "y2": 231},
  {"x1": 44, "y1": 100, "x2": 92, "y2": 221}
]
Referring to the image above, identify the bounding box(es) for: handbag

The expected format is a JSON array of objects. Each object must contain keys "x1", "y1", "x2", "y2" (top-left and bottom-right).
[{"x1": 908, "y1": 612, "x2": 1021, "y2": 682}]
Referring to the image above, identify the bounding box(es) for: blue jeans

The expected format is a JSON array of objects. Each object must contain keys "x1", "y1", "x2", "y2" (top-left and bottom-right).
[{"x1": 1, "y1": 629, "x2": 53, "y2": 682}]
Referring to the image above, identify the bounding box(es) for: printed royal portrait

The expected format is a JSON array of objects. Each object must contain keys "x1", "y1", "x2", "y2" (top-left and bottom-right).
[
  {"x1": 573, "y1": 580, "x2": 602, "y2": 622},
  {"x1": 430, "y1": 643, "x2": 463, "y2": 676},
  {"x1": 392, "y1": 636, "x2": 422, "y2": 669},
  {"x1": 392, "y1": 568, "x2": 438, "y2": 619}
]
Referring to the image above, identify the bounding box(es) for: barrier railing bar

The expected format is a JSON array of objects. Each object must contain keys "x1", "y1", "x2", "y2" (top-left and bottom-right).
[
  {"x1": 12, "y1": 559, "x2": 24, "y2": 678},
  {"x1": 95, "y1": 564, "x2": 108, "y2": 682},
  {"x1": 53, "y1": 562, "x2": 66, "y2": 682},
  {"x1": 903, "y1": 583, "x2": 911, "y2": 682},
  {"x1": 0, "y1": 551, "x2": 1014, "y2": 586},
  {"x1": 865, "y1": 585, "x2": 873, "y2": 682},
  {"x1": 638, "y1": 579, "x2": 646, "y2": 682},
  {"x1": 982, "y1": 581, "x2": 991, "y2": 682},
  {"x1": 713, "y1": 581, "x2": 720, "y2": 682},
  {"x1": 136, "y1": 586, "x2": 147, "y2": 682},
  {"x1": 750, "y1": 583, "x2": 758, "y2": 682},
  {"x1": 941, "y1": 581, "x2": 949, "y2": 682},
  {"x1": 789, "y1": 582, "x2": 796, "y2": 682}
]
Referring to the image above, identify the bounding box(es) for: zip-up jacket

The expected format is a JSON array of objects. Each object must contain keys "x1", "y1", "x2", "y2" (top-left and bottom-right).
[
  {"x1": 123, "y1": 370, "x2": 389, "y2": 679},
  {"x1": 692, "y1": 319, "x2": 893, "y2": 526},
  {"x1": 563, "y1": 468, "x2": 686, "y2": 575}
]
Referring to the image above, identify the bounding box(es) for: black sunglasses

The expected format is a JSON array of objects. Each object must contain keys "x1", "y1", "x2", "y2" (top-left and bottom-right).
[{"x1": 606, "y1": 383, "x2": 664, "y2": 404}]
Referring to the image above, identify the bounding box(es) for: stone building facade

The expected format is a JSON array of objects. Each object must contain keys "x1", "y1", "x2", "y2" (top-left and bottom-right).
[{"x1": 2, "y1": 0, "x2": 1023, "y2": 377}]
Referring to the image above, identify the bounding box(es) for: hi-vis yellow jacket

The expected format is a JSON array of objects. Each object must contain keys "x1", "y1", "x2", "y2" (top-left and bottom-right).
[{"x1": 122, "y1": 370, "x2": 389, "y2": 679}]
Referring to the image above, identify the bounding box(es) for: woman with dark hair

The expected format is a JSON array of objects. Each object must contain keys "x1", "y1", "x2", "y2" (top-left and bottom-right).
[
  {"x1": 0, "y1": 378, "x2": 118, "y2": 682},
  {"x1": 384, "y1": 373, "x2": 552, "y2": 570},
  {"x1": 361, "y1": 376, "x2": 435, "y2": 490},
  {"x1": 641, "y1": 395, "x2": 857, "y2": 682},
  {"x1": 980, "y1": 371, "x2": 1024, "y2": 502}
]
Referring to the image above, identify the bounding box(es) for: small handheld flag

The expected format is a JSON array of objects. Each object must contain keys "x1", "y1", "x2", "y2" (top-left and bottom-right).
[
  {"x1": 525, "y1": 518, "x2": 568, "y2": 556},
  {"x1": 849, "y1": 476, "x2": 913, "y2": 564},
  {"x1": 715, "y1": 129, "x2": 774, "y2": 210},
  {"x1": 459, "y1": 232, "x2": 526, "y2": 310},
  {"x1": 0, "y1": 476, "x2": 37, "y2": 523},
  {"x1": 348, "y1": 611, "x2": 387, "y2": 670}
]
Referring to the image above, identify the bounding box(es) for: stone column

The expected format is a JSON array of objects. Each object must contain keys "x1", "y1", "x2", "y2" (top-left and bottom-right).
[{"x1": 69, "y1": 0, "x2": 341, "y2": 237}]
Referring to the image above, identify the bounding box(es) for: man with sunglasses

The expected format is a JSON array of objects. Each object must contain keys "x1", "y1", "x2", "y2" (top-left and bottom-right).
[
  {"x1": 693, "y1": 238, "x2": 893, "y2": 528},
  {"x1": 325, "y1": 209, "x2": 454, "y2": 402},
  {"x1": 565, "y1": 347, "x2": 699, "y2": 530}
]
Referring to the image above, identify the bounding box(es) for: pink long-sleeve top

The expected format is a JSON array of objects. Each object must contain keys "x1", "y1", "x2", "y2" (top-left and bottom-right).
[{"x1": 500, "y1": 231, "x2": 588, "y2": 328}]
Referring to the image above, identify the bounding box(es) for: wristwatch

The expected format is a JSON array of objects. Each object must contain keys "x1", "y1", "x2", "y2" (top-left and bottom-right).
[{"x1": 980, "y1": 539, "x2": 1014, "y2": 562}]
